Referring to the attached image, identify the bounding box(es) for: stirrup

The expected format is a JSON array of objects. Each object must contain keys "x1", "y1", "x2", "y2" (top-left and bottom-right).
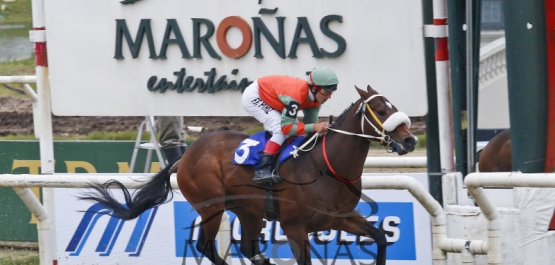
[
  {"x1": 253, "y1": 169, "x2": 280, "y2": 184},
  {"x1": 253, "y1": 167, "x2": 271, "y2": 182}
]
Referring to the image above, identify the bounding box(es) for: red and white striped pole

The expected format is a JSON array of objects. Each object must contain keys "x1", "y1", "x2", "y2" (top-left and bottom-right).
[
  {"x1": 425, "y1": 0, "x2": 456, "y2": 175},
  {"x1": 424, "y1": 2, "x2": 454, "y2": 263},
  {"x1": 29, "y1": 0, "x2": 57, "y2": 264}
]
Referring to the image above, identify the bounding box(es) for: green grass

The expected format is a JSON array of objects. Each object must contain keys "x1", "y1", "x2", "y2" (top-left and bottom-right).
[
  {"x1": 0, "y1": 57, "x2": 34, "y2": 76},
  {"x1": 0, "y1": 130, "x2": 200, "y2": 141},
  {"x1": 0, "y1": 256, "x2": 39, "y2": 265},
  {"x1": 0, "y1": 247, "x2": 39, "y2": 265},
  {"x1": 0, "y1": 129, "x2": 426, "y2": 148},
  {"x1": 0, "y1": 131, "x2": 152, "y2": 141},
  {"x1": 417, "y1": 134, "x2": 426, "y2": 148},
  {"x1": 77, "y1": 130, "x2": 147, "y2": 141},
  {"x1": 0, "y1": 57, "x2": 36, "y2": 97},
  {"x1": 0, "y1": 0, "x2": 33, "y2": 27}
]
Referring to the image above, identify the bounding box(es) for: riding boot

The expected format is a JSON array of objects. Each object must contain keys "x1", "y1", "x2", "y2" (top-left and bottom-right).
[
  {"x1": 253, "y1": 153, "x2": 277, "y2": 183},
  {"x1": 163, "y1": 146, "x2": 183, "y2": 165}
]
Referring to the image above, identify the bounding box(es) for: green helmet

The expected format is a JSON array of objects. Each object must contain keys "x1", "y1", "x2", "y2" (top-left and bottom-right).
[{"x1": 308, "y1": 66, "x2": 338, "y2": 92}]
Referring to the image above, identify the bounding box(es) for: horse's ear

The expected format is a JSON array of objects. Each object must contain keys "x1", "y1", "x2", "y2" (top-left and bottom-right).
[
  {"x1": 367, "y1": 84, "x2": 378, "y2": 94},
  {"x1": 356, "y1": 85, "x2": 369, "y2": 98}
]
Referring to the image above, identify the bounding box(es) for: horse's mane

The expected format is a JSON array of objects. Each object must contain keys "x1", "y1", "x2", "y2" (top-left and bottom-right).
[{"x1": 332, "y1": 102, "x2": 357, "y2": 128}]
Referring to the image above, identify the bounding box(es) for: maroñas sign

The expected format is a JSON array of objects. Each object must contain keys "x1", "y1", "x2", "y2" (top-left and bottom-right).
[{"x1": 44, "y1": 0, "x2": 427, "y2": 116}]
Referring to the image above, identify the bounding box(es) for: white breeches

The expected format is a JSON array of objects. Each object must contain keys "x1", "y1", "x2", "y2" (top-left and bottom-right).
[{"x1": 242, "y1": 80, "x2": 287, "y2": 145}]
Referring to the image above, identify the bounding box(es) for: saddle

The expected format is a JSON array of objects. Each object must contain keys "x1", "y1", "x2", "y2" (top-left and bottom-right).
[
  {"x1": 233, "y1": 131, "x2": 305, "y2": 221},
  {"x1": 232, "y1": 131, "x2": 305, "y2": 172}
]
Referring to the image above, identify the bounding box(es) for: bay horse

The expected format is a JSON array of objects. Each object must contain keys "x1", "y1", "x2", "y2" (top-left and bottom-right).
[
  {"x1": 477, "y1": 129, "x2": 512, "y2": 172},
  {"x1": 80, "y1": 85, "x2": 417, "y2": 265}
]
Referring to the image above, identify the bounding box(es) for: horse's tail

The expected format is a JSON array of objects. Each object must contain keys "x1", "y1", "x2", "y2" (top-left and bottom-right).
[{"x1": 79, "y1": 162, "x2": 174, "y2": 220}]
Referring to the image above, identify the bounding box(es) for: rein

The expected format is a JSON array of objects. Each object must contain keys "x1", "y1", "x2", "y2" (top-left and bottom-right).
[
  {"x1": 288, "y1": 94, "x2": 411, "y2": 183},
  {"x1": 331, "y1": 94, "x2": 411, "y2": 144}
]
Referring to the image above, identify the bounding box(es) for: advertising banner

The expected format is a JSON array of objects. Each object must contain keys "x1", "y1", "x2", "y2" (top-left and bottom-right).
[
  {"x1": 0, "y1": 141, "x2": 159, "y2": 241},
  {"x1": 54, "y1": 173, "x2": 432, "y2": 264},
  {"x1": 43, "y1": 0, "x2": 427, "y2": 117}
]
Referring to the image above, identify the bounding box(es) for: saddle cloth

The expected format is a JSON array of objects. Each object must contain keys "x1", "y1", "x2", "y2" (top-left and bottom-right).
[{"x1": 232, "y1": 131, "x2": 305, "y2": 169}]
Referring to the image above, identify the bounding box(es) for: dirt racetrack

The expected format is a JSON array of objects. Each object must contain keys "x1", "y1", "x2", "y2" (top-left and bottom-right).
[
  {"x1": 0, "y1": 95, "x2": 426, "y2": 139},
  {"x1": 0, "y1": 96, "x2": 264, "y2": 137}
]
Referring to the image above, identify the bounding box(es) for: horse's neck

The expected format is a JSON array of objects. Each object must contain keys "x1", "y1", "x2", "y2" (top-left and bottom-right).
[
  {"x1": 320, "y1": 116, "x2": 371, "y2": 178},
  {"x1": 330, "y1": 125, "x2": 371, "y2": 158}
]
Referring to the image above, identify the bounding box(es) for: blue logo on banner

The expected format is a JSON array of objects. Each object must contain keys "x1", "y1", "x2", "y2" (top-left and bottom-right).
[
  {"x1": 174, "y1": 201, "x2": 416, "y2": 261},
  {"x1": 66, "y1": 203, "x2": 158, "y2": 257}
]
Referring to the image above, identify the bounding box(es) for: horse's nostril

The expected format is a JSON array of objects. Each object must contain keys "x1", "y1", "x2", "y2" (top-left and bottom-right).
[{"x1": 404, "y1": 137, "x2": 416, "y2": 147}]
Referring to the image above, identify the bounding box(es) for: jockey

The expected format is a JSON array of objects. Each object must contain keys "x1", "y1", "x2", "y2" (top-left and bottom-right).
[{"x1": 241, "y1": 66, "x2": 338, "y2": 183}]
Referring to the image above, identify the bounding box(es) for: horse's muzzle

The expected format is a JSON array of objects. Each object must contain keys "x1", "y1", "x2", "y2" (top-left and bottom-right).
[{"x1": 396, "y1": 136, "x2": 417, "y2": 155}]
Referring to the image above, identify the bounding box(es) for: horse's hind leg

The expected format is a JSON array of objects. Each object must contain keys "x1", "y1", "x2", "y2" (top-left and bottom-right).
[
  {"x1": 235, "y1": 211, "x2": 273, "y2": 265},
  {"x1": 195, "y1": 209, "x2": 228, "y2": 265},
  {"x1": 332, "y1": 215, "x2": 387, "y2": 265}
]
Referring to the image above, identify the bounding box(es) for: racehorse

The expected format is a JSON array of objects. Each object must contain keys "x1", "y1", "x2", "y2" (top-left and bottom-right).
[
  {"x1": 477, "y1": 128, "x2": 512, "y2": 172},
  {"x1": 80, "y1": 85, "x2": 417, "y2": 265}
]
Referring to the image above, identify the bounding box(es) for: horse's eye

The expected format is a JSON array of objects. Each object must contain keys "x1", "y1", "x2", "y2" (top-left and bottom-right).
[{"x1": 378, "y1": 111, "x2": 386, "y2": 116}]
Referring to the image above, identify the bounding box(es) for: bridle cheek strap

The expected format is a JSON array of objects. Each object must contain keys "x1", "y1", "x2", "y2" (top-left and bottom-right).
[
  {"x1": 366, "y1": 104, "x2": 386, "y2": 144},
  {"x1": 322, "y1": 134, "x2": 361, "y2": 184},
  {"x1": 361, "y1": 94, "x2": 410, "y2": 145}
]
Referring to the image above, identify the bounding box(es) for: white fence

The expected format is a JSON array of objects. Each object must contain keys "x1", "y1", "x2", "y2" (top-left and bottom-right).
[
  {"x1": 0, "y1": 172, "x2": 511, "y2": 265},
  {"x1": 0, "y1": 174, "x2": 437, "y2": 264},
  {"x1": 9, "y1": 171, "x2": 551, "y2": 264}
]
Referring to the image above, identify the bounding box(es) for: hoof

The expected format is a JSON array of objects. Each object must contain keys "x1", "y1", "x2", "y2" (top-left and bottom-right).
[{"x1": 250, "y1": 253, "x2": 272, "y2": 265}]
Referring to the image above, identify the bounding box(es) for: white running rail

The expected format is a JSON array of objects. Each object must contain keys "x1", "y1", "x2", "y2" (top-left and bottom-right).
[{"x1": 0, "y1": 173, "x2": 488, "y2": 265}]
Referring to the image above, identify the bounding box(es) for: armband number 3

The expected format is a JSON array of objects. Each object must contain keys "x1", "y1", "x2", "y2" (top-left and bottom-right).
[{"x1": 286, "y1": 102, "x2": 300, "y2": 118}]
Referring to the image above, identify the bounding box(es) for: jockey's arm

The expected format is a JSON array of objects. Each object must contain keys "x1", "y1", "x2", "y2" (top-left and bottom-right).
[
  {"x1": 302, "y1": 107, "x2": 320, "y2": 124},
  {"x1": 280, "y1": 101, "x2": 313, "y2": 135}
]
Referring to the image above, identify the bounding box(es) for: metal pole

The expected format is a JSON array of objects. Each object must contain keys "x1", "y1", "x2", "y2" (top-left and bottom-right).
[
  {"x1": 422, "y1": 0, "x2": 444, "y2": 207},
  {"x1": 30, "y1": 0, "x2": 57, "y2": 264},
  {"x1": 466, "y1": 0, "x2": 476, "y2": 174},
  {"x1": 432, "y1": 0, "x2": 456, "y2": 174},
  {"x1": 505, "y1": 0, "x2": 548, "y2": 172}
]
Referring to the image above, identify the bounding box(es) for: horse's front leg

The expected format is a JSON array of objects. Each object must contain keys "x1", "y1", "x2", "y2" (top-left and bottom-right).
[
  {"x1": 282, "y1": 226, "x2": 312, "y2": 265},
  {"x1": 332, "y1": 215, "x2": 387, "y2": 265}
]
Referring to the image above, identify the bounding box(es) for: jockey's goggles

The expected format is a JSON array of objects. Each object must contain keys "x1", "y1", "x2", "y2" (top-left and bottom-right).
[{"x1": 320, "y1": 84, "x2": 337, "y2": 94}]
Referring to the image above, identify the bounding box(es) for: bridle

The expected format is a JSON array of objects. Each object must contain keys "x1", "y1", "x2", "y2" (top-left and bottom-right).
[
  {"x1": 328, "y1": 94, "x2": 411, "y2": 146},
  {"x1": 290, "y1": 94, "x2": 412, "y2": 184},
  {"x1": 290, "y1": 94, "x2": 411, "y2": 157},
  {"x1": 325, "y1": 94, "x2": 412, "y2": 183}
]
